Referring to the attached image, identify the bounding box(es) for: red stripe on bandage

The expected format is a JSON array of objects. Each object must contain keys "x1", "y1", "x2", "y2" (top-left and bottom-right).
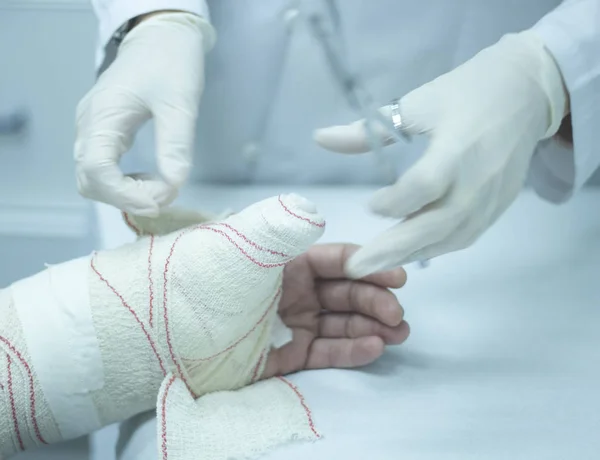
[
  {"x1": 277, "y1": 195, "x2": 325, "y2": 228},
  {"x1": 192, "y1": 226, "x2": 288, "y2": 268},
  {"x1": 276, "y1": 376, "x2": 320, "y2": 438},
  {"x1": 122, "y1": 212, "x2": 142, "y2": 236},
  {"x1": 184, "y1": 288, "x2": 281, "y2": 369},
  {"x1": 160, "y1": 374, "x2": 177, "y2": 460},
  {"x1": 6, "y1": 355, "x2": 24, "y2": 451},
  {"x1": 90, "y1": 256, "x2": 167, "y2": 376},
  {"x1": 148, "y1": 235, "x2": 156, "y2": 329},
  {"x1": 210, "y1": 223, "x2": 289, "y2": 258},
  {"x1": 250, "y1": 351, "x2": 266, "y2": 384},
  {"x1": 161, "y1": 222, "x2": 286, "y2": 393},
  {"x1": 162, "y1": 233, "x2": 195, "y2": 397},
  {"x1": 0, "y1": 336, "x2": 48, "y2": 445}
]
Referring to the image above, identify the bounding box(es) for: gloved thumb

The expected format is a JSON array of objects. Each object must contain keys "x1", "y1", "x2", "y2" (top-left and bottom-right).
[{"x1": 313, "y1": 97, "x2": 428, "y2": 154}]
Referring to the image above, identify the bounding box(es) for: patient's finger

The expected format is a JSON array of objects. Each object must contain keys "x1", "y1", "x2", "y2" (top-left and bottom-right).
[
  {"x1": 306, "y1": 336, "x2": 385, "y2": 369},
  {"x1": 319, "y1": 315, "x2": 409, "y2": 345},
  {"x1": 306, "y1": 244, "x2": 407, "y2": 288},
  {"x1": 261, "y1": 329, "x2": 313, "y2": 379},
  {"x1": 316, "y1": 280, "x2": 404, "y2": 327}
]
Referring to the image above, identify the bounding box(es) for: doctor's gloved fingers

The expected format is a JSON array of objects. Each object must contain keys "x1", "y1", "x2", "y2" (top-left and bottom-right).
[
  {"x1": 318, "y1": 314, "x2": 410, "y2": 345},
  {"x1": 76, "y1": 164, "x2": 175, "y2": 217},
  {"x1": 398, "y1": 226, "x2": 484, "y2": 266},
  {"x1": 344, "y1": 208, "x2": 464, "y2": 279},
  {"x1": 392, "y1": 174, "x2": 517, "y2": 266},
  {"x1": 315, "y1": 280, "x2": 404, "y2": 327},
  {"x1": 306, "y1": 336, "x2": 386, "y2": 370},
  {"x1": 313, "y1": 118, "x2": 392, "y2": 154},
  {"x1": 368, "y1": 135, "x2": 457, "y2": 218},
  {"x1": 306, "y1": 243, "x2": 407, "y2": 288},
  {"x1": 313, "y1": 105, "x2": 413, "y2": 154},
  {"x1": 154, "y1": 101, "x2": 199, "y2": 187},
  {"x1": 400, "y1": 199, "x2": 513, "y2": 266},
  {"x1": 313, "y1": 98, "x2": 433, "y2": 154},
  {"x1": 123, "y1": 172, "x2": 179, "y2": 206}
]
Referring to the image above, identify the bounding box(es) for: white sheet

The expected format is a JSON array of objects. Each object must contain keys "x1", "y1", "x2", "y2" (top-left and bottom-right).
[{"x1": 92, "y1": 186, "x2": 600, "y2": 460}]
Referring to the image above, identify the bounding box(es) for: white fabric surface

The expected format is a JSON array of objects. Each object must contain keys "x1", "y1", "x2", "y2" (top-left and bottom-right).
[
  {"x1": 90, "y1": 193, "x2": 326, "y2": 459},
  {"x1": 12, "y1": 255, "x2": 104, "y2": 441},
  {"x1": 92, "y1": 185, "x2": 600, "y2": 460},
  {"x1": 145, "y1": 194, "x2": 325, "y2": 460},
  {"x1": 158, "y1": 374, "x2": 320, "y2": 460}
]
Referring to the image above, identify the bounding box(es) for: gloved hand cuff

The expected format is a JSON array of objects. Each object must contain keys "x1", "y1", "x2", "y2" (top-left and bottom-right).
[
  {"x1": 97, "y1": 0, "x2": 213, "y2": 61},
  {"x1": 516, "y1": 30, "x2": 569, "y2": 139},
  {"x1": 130, "y1": 11, "x2": 217, "y2": 53}
]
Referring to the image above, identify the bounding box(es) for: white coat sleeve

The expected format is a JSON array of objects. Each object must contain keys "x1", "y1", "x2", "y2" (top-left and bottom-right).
[
  {"x1": 528, "y1": 0, "x2": 600, "y2": 203},
  {"x1": 91, "y1": 0, "x2": 211, "y2": 72}
]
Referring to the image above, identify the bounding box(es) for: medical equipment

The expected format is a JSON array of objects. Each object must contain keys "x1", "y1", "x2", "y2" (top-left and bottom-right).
[
  {"x1": 306, "y1": 1, "x2": 428, "y2": 269},
  {"x1": 306, "y1": 0, "x2": 412, "y2": 183},
  {"x1": 238, "y1": 2, "x2": 411, "y2": 184}
]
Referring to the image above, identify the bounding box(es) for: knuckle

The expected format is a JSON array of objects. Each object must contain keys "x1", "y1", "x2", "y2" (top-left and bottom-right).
[{"x1": 346, "y1": 316, "x2": 359, "y2": 339}]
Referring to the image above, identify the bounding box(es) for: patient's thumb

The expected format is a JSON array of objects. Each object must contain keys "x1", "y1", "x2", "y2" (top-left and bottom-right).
[{"x1": 224, "y1": 193, "x2": 326, "y2": 260}]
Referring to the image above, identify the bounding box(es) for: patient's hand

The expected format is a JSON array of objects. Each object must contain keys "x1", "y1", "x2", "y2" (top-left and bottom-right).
[{"x1": 263, "y1": 243, "x2": 409, "y2": 378}]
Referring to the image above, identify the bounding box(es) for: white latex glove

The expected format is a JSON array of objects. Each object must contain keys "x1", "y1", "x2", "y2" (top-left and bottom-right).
[
  {"x1": 75, "y1": 12, "x2": 214, "y2": 217},
  {"x1": 314, "y1": 31, "x2": 568, "y2": 278}
]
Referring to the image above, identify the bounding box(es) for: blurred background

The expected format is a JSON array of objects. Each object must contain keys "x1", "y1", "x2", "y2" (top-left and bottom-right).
[
  {"x1": 0, "y1": 0, "x2": 98, "y2": 291},
  {"x1": 3, "y1": 0, "x2": 599, "y2": 290}
]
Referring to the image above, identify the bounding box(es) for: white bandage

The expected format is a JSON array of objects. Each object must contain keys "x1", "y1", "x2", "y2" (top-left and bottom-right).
[
  {"x1": 12, "y1": 255, "x2": 105, "y2": 440},
  {"x1": 157, "y1": 374, "x2": 320, "y2": 460},
  {"x1": 1, "y1": 194, "x2": 326, "y2": 459}
]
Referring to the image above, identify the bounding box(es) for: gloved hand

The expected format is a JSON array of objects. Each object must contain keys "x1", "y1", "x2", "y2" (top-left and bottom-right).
[
  {"x1": 314, "y1": 31, "x2": 568, "y2": 278},
  {"x1": 74, "y1": 12, "x2": 214, "y2": 217}
]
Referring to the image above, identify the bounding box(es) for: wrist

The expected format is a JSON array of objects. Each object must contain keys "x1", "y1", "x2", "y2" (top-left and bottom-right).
[
  {"x1": 136, "y1": 10, "x2": 187, "y2": 24},
  {"x1": 113, "y1": 12, "x2": 177, "y2": 46},
  {"x1": 129, "y1": 10, "x2": 217, "y2": 53},
  {"x1": 518, "y1": 30, "x2": 569, "y2": 139},
  {"x1": 131, "y1": 9, "x2": 190, "y2": 30}
]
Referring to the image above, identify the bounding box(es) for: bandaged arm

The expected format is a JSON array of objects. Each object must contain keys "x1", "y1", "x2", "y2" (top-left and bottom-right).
[{"x1": 0, "y1": 194, "x2": 325, "y2": 459}]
